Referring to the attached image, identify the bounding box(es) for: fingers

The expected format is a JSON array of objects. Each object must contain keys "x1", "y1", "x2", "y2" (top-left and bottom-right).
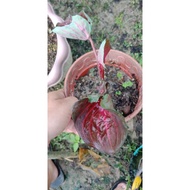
[{"x1": 63, "y1": 120, "x2": 78, "y2": 135}]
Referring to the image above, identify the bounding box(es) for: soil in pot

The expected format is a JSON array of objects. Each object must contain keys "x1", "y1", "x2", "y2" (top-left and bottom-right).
[
  {"x1": 47, "y1": 17, "x2": 57, "y2": 75},
  {"x1": 74, "y1": 63, "x2": 139, "y2": 117}
]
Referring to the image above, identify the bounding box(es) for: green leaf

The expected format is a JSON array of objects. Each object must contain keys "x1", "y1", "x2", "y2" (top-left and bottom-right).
[
  {"x1": 117, "y1": 71, "x2": 123, "y2": 80},
  {"x1": 122, "y1": 81, "x2": 133, "y2": 88},
  {"x1": 52, "y1": 12, "x2": 92, "y2": 40},
  {"x1": 61, "y1": 133, "x2": 70, "y2": 140},
  {"x1": 87, "y1": 94, "x2": 100, "y2": 103},
  {"x1": 80, "y1": 138, "x2": 85, "y2": 144},
  {"x1": 75, "y1": 135, "x2": 80, "y2": 142},
  {"x1": 69, "y1": 134, "x2": 76, "y2": 143},
  {"x1": 73, "y1": 143, "x2": 79, "y2": 152},
  {"x1": 100, "y1": 94, "x2": 115, "y2": 110},
  {"x1": 115, "y1": 91, "x2": 122, "y2": 95}
]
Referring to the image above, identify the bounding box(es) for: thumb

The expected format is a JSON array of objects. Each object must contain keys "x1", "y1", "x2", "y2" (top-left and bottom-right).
[{"x1": 48, "y1": 96, "x2": 78, "y2": 142}]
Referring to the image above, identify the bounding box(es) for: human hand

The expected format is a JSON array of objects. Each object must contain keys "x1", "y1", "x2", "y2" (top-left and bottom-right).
[{"x1": 48, "y1": 89, "x2": 78, "y2": 143}]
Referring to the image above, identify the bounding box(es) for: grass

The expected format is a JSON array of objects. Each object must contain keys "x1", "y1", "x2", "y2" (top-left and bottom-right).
[
  {"x1": 131, "y1": 52, "x2": 143, "y2": 66},
  {"x1": 115, "y1": 12, "x2": 125, "y2": 29}
]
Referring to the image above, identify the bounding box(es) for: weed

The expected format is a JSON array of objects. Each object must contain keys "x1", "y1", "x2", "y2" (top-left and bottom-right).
[
  {"x1": 109, "y1": 35, "x2": 116, "y2": 44},
  {"x1": 93, "y1": 30, "x2": 106, "y2": 46},
  {"x1": 51, "y1": 132, "x2": 84, "y2": 152},
  {"x1": 130, "y1": 0, "x2": 142, "y2": 9},
  {"x1": 132, "y1": 21, "x2": 142, "y2": 40},
  {"x1": 123, "y1": 41, "x2": 132, "y2": 49},
  {"x1": 131, "y1": 52, "x2": 142, "y2": 66},
  {"x1": 102, "y1": 2, "x2": 109, "y2": 11},
  {"x1": 126, "y1": 174, "x2": 132, "y2": 190},
  {"x1": 122, "y1": 81, "x2": 133, "y2": 88},
  {"x1": 126, "y1": 142, "x2": 138, "y2": 153},
  {"x1": 115, "y1": 12, "x2": 124, "y2": 29},
  {"x1": 115, "y1": 91, "x2": 122, "y2": 95},
  {"x1": 116, "y1": 71, "x2": 123, "y2": 80},
  {"x1": 114, "y1": 162, "x2": 123, "y2": 169}
]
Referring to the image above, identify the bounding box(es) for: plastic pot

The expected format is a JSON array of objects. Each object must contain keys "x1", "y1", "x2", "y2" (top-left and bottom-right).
[
  {"x1": 47, "y1": 3, "x2": 72, "y2": 88},
  {"x1": 64, "y1": 49, "x2": 142, "y2": 122}
]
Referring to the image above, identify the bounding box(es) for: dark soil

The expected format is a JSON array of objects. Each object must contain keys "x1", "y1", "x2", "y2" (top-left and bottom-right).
[{"x1": 74, "y1": 65, "x2": 139, "y2": 117}]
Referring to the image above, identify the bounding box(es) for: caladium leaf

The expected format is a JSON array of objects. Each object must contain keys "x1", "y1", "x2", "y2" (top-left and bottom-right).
[
  {"x1": 98, "y1": 39, "x2": 111, "y2": 68},
  {"x1": 52, "y1": 11, "x2": 92, "y2": 40},
  {"x1": 72, "y1": 98, "x2": 128, "y2": 155},
  {"x1": 96, "y1": 39, "x2": 111, "y2": 79}
]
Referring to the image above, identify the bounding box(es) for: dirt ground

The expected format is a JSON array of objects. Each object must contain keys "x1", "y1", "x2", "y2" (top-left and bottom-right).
[{"x1": 48, "y1": 0, "x2": 142, "y2": 189}]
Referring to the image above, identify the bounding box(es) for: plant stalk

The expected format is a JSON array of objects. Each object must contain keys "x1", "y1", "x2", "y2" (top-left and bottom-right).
[{"x1": 88, "y1": 37, "x2": 104, "y2": 79}]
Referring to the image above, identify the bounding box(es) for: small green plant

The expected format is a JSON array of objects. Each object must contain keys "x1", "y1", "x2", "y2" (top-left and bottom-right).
[
  {"x1": 64, "y1": 133, "x2": 84, "y2": 152},
  {"x1": 102, "y1": 2, "x2": 109, "y2": 11},
  {"x1": 109, "y1": 35, "x2": 116, "y2": 44},
  {"x1": 123, "y1": 41, "x2": 132, "y2": 49},
  {"x1": 114, "y1": 162, "x2": 123, "y2": 169},
  {"x1": 115, "y1": 91, "x2": 122, "y2": 95},
  {"x1": 126, "y1": 174, "x2": 132, "y2": 190},
  {"x1": 130, "y1": 0, "x2": 141, "y2": 7},
  {"x1": 131, "y1": 52, "x2": 142, "y2": 66},
  {"x1": 51, "y1": 132, "x2": 84, "y2": 152},
  {"x1": 115, "y1": 12, "x2": 124, "y2": 28},
  {"x1": 122, "y1": 81, "x2": 133, "y2": 88},
  {"x1": 126, "y1": 142, "x2": 138, "y2": 153},
  {"x1": 117, "y1": 71, "x2": 123, "y2": 80}
]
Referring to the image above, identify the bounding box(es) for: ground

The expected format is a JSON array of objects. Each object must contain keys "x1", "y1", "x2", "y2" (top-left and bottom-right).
[{"x1": 48, "y1": 0, "x2": 142, "y2": 189}]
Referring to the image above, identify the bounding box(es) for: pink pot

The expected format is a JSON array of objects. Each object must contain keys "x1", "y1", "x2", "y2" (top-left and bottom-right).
[
  {"x1": 47, "y1": 3, "x2": 72, "y2": 88},
  {"x1": 64, "y1": 49, "x2": 142, "y2": 122}
]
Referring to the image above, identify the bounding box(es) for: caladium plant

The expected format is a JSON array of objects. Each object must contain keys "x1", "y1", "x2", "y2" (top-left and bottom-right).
[{"x1": 52, "y1": 11, "x2": 128, "y2": 154}]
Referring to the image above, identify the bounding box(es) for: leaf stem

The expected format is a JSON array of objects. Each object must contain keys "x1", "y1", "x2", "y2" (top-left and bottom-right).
[{"x1": 88, "y1": 37, "x2": 104, "y2": 79}]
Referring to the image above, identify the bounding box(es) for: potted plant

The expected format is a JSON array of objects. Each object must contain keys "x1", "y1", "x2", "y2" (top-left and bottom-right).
[
  {"x1": 52, "y1": 10, "x2": 142, "y2": 155},
  {"x1": 47, "y1": 2, "x2": 73, "y2": 88}
]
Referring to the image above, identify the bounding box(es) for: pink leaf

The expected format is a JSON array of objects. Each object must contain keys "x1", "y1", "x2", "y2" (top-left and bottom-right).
[
  {"x1": 52, "y1": 11, "x2": 92, "y2": 40},
  {"x1": 72, "y1": 98, "x2": 128, "y2": 155}
]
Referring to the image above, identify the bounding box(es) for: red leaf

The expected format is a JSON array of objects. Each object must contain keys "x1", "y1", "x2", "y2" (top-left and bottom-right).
[
  {"x1": 72, "y1": 98, "x2": 127, "y2": 155},
  {"x1": 103, "y1": 39, "x2": 111, "y2": 63},
  {"x1": 98, "y1": 39, "x2": 111, "y2": 67}
]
